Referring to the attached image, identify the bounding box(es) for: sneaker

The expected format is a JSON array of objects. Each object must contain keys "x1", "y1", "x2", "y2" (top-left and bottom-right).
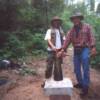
[{"x1": 74, "y1": 83, "x2": 82, "y2": 88}]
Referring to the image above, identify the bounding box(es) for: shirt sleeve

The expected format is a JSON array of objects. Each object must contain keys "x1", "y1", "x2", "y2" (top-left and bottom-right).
[
  {"x1": 88, "y1": 25, "x2": 96, "y2": 48},
  {"x1": 63, "y1": 30, "x2": 72, "y2": 50},
  {"x1": 44, "y1": 29, "x2": 51, "y2": 40}
]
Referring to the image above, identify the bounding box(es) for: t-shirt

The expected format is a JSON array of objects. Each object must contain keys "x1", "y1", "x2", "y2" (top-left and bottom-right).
[{"x1": 45, "y1": 28, "x2": 65, "y2": 51}]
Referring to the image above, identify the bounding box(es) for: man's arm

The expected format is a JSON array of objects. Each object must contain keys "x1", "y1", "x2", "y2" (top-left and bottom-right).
[
  {"x1": 57, "y1": 30, "x2": 72, "y2": 57},
  {"x1": 88, "y1": 25, "x2": 95, "y2": 48},
  {"x1": 48, "y1": 39, "x2": 56, "y2": 51},
  {"x1": 62, "y1": 30, "x2": 72, "y2": 51},
  {"x1": 88, "y1": 25, "x2": 96, "y2": 56}
]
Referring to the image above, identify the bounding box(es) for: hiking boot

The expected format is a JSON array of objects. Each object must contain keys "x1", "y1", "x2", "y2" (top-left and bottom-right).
[
  {"x1": 74, "y1": 83, "x2": 82, "y2": 88},
  {"x1": 41, "y1": 82, "x2": 45, "y2": 88},
  {"x1": 80, "y1": 87, "x2": 89, "y2": 97}
]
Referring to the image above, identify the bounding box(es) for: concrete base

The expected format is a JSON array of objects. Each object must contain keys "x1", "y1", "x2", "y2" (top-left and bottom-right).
[{"x1": 44, "y1": 78, "x2": 73, "y2": 96}]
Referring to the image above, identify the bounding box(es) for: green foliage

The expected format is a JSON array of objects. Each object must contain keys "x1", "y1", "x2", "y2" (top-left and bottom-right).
[
  {"x1": 0, "y1": 0, "x2": 100, "y2": 69},
  {"x1": 47, "y1": 0, "x2": 64, "y2": 17},
  {"x1": 8, "y1": 34, "x2": 27, "y2": 58},
  {"x1": 0, "y1": 30, "x2": 46, "y2": 59},
  {"x1": 32, "y1": 33, "x2": 45, "y2": 50},
  {"x1": 85, "y1": 15, "x2": 100, "y2": 67},
  {"x1": 18, "y1": 6, "x2": 36, "y2": 22},
  {"x1": 19, "y1": 67, "x2": 37, "y2": 76},
  {"x1": 61, "y1": 7, "x2": 72, "y2": 32}
]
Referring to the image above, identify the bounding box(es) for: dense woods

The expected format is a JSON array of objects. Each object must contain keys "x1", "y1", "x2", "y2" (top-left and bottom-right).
[{"x1": 0, "y1": 0, "x2": 100, "y2": 68}]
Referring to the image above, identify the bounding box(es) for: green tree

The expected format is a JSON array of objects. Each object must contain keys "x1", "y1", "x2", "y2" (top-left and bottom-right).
[
  {"x1": 90, "y1": 0, "x2": 95, "y2": 11},
  {"x1": 96, "y1": 3, "x2": 100, "y2": 14}
]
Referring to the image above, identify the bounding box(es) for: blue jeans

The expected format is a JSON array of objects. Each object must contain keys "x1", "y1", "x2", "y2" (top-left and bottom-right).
[{"x1": 74, "y1": 48, "x2": 90, "y2": 88}]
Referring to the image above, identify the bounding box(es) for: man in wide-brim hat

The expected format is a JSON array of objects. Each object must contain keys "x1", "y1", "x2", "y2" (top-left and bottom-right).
[
  {"x1": 58, "y1": 12, "x2": 96, "y2": 96},
  {"x1": 42, "y1": 16, "x2": 65, "y2": 87},
  {"x1": 51, "y1": 16, "x2": 62, "y2": 23},
  {"x1": 70, "y1": 12, "x2": 84, "y2": 21},
  {"x1": 50, "y1": 16, "x2": 63, "y2": 28}
]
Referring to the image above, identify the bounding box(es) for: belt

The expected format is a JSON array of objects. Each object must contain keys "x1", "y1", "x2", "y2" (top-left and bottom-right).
[{"x1": 74, "y1": 46, "x2": 88, "y2": 49}]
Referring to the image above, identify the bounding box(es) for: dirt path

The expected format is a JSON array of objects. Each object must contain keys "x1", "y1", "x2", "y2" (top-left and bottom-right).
[{"x1": 0, "y1": 48, "x2": 100, "y2": 100}]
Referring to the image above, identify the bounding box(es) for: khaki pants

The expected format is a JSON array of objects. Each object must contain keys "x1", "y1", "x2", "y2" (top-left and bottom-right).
[{"x1": 45, "y1": 51, "x2": 63, "y2": 81}]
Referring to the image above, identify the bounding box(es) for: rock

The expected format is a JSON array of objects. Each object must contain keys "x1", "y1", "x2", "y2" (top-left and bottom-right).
[
  {"x1": 0, "y1": 79, "x2": 18, "y2": 97},
  {"x1": 6, "y1": 80, "x2": 18, "y2": 93}
]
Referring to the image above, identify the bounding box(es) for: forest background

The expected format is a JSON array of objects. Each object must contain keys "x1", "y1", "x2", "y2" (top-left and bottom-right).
[{"x1": 0, "y1": 0, "x2": 100, "y2": 68}]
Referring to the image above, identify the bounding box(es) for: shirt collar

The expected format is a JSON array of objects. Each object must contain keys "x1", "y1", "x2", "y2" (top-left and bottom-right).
[{"x1": 73, "y1": 22, "x2": 83, "y2": 30}]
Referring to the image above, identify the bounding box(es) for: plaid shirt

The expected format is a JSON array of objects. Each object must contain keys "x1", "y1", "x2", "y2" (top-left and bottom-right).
[{"x1": 63, "y1": 23, "x2": 95, "y2": 49}]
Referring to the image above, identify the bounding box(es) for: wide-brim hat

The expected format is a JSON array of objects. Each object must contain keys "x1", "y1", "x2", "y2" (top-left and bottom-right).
[
  {"x1": 51, "y1": 16, "x2": 62, "y2": 23},
  {"x1": 70, "y1": 12, "x2": 84, "y2": 21}
]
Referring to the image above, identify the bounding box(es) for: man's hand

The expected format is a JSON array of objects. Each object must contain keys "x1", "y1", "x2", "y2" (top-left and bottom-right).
[
  {"x1": 56, "y1": 51, "x2": 63, "y2": 58},
  {"x1": 91, "y1": 47, "x2": 97, "y2": 57},
  {"x1": 56, "y1": 49, "x2": 66, "y2": 58},
  {"x1": 52, "y1": 46, "x2": 57, "y2": 52},
  {"x1": 48, "y1": 40, "x2": 57, "y2": 52}
]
